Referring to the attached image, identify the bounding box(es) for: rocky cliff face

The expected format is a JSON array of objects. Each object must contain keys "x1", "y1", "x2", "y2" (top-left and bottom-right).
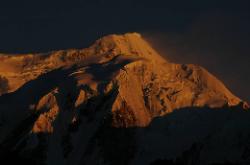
[{"x1": 0, "y1": 33, "x2": 248, "y2": 165}]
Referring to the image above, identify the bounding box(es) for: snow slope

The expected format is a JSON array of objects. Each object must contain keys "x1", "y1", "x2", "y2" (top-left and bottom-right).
[{"x1": 0, "y1": 33, "x2": 248, "y2": 165}]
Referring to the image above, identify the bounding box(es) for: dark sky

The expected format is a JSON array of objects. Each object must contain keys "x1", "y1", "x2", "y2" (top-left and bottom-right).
[{"x1": 0, "y1": 0, "x2": 249, "y2": 102}]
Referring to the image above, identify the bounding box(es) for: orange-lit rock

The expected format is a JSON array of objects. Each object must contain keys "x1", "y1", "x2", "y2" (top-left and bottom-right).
[
  {"x1": 32, "y1": 91, "x2": 59, "y2": 133},
  {"x1": 243, "y1": 101, "x2": 250, "y2": 110}
]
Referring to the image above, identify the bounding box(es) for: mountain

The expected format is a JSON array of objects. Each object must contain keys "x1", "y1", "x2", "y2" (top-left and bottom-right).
[{"x1": 0, "y1": 33, "x2": 249, "y2": 165}]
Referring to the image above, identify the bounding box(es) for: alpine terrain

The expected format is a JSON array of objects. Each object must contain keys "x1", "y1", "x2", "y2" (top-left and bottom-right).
[{"x1": 0, "y1": 33, "x2": 249, "y2": 165}]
